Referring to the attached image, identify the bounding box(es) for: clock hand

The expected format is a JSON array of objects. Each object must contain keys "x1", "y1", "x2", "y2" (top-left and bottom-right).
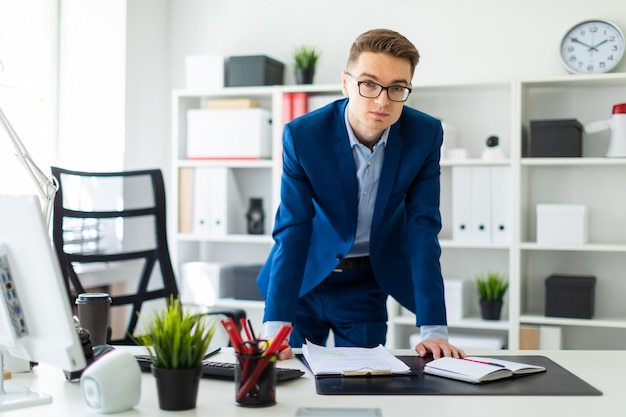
[
  {"x1": 570, "y1": 37, "x2": 595, "y2": 50},
  {"x1": 591, "y1": 39, "x2": 608, "y2": 50}
]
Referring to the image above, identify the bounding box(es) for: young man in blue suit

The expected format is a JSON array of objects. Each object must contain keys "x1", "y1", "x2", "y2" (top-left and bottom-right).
[{"x1": 257, "y1": 28, "x2": 465, "y2": 360}]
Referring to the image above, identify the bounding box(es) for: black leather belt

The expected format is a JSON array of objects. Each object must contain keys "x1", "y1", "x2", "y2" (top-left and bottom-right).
[{"x1": 333, "y1": 256, "x2": 371, "y2": 272}]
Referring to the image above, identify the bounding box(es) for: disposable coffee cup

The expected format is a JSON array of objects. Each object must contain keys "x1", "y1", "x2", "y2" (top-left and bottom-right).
[{"x1": 76, "y1": 293, "x2": 111, "y2": 346}]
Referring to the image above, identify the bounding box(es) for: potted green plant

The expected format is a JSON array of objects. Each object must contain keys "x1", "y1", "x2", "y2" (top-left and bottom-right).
[
  {"x1": 134, "y1": 296, "x2": 217, "y2": 411},
  {"x1": 476, "y1": 272, "x2": 509, "y2": 320},
  {"x1": 293, "y1": 45, "x2": 320, "y2": 84}
]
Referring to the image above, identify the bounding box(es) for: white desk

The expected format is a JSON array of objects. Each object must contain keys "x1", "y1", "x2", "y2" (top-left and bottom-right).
[{"x1": 4, "y1": 348, "x2": 624, "y2": 417}]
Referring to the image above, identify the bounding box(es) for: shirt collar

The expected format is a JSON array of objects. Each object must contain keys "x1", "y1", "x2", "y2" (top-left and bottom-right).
[{"x1": 344, "y1": 104, "x2": 390, "y2": 150}]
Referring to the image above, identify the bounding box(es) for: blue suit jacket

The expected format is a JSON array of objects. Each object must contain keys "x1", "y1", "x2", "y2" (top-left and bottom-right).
[{"x1": 257, "y1": 98, "x2": 447, "y2": 327}]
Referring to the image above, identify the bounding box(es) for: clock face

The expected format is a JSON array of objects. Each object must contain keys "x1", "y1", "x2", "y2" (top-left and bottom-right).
[{"x1": 560, "y1": 20, "x2": 625, "y2": 74}]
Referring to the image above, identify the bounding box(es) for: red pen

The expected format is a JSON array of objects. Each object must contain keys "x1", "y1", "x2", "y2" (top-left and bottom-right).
[
  {"x1": 221, "y1": 318, "x2": 244, "y2": 353},
  {"x1": 462, "y1": 358, "x2": 505, "y2": 368}
]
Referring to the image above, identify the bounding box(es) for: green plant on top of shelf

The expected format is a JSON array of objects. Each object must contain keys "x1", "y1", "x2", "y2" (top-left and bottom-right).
[
  {"x1": 292, "y1": 45, "x2": 320, "y2": 70},
  {"x1": 476, "y1": 272, "x2": 509, "y2": 302}
]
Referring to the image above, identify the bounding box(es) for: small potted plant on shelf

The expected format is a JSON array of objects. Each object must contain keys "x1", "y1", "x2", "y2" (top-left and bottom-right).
[
  {"x1": 293, "y1": 44, "x2": 320, "y2": 84},
  {"x1": 134, "y1": 296, "x2": 217, "y2": 411},
  {"x1": 476, "y1": 272, "x2": 509, "y2": 320}
]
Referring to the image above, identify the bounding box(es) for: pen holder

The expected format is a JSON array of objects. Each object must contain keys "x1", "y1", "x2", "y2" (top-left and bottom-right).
[{"x1": 234, "y1": 352, "x2": 278, "y2": 407}]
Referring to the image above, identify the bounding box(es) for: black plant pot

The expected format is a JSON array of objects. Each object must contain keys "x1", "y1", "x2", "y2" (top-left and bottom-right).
[
  {"x1": 152, "y1": 365, "x2": 202, "y2": 411},
  {"x1": 480, "y1": 300, "x2": 503, "y2": 320},
  {"x1": 295, "y1": 68, "x2": 315, "y2": 84}
]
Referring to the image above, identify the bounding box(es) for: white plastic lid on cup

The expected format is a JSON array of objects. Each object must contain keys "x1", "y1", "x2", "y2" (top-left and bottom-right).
[{"x1": 75, "y1": 293, "x2": 112, "y2": 305}]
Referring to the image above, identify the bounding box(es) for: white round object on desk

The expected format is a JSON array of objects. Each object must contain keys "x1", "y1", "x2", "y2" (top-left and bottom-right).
[{"x1": 81, "y1": 350, "x2": 141, "y2": 413}]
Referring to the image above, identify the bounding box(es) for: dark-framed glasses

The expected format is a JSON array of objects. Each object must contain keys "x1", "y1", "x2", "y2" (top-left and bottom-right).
[{"x1": 345, "y1": 72, "x2": 412, "y2": 102}]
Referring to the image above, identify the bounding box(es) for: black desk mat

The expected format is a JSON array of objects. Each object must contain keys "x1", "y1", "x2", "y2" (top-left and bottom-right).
[{"x1": 303, "y1": 355, "x2": 602, "y2": 396}]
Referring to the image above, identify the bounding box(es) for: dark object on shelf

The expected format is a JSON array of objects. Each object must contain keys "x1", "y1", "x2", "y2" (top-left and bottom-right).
[
  {"x1": 480, "y1": 300, "x2": 503, "y2": 320},
  {"x1": 246, "y1": 197, "x2": 265, "y2": 234},
  {"x1": 545, "y1": 274, "x2": 596, "y2": 319},
  {"x1": 295, "y1": 68, "x2": 315, "y2": 85},
  {"x1": 527, "y1": 119, "x2": 583, "y2": 157},
  {"x1": 226, "y1": 55, "x2": 285, "y2": 87},
  {"x1": 233, "y1": 265, "x2": 264, "y2": 301}
]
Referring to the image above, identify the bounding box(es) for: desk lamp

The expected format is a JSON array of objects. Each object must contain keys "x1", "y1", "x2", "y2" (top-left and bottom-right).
[{"x1": 0, "y1": 105, "x2": 58, "y2": 225}]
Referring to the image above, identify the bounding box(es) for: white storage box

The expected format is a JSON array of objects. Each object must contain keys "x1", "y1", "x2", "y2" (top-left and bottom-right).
[
  {"x1": 179, "y1": 262, "x2": 236, "y2": 306},
  {"x1": 443, "y1": 278, "x2": 472, "y2": 321},
  {"x1": 536, "y1": 204, "x2": 588, "y2": 245},
  {"x1": 186, "y1": 108, "x2": 272, "y2": 159},
  {"x1": 185, "y1": 55, "x2": 224, "y2": 90}
]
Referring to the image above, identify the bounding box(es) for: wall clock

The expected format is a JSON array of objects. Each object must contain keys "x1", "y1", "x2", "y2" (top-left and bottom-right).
[{"x1": 560, "y1": 19, "x2": 625, "y2": 74}]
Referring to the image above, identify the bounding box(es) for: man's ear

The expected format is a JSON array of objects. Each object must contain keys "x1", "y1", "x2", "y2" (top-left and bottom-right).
[{"x1": 341, "y1": 70, "x2": 349, "y2": 97}]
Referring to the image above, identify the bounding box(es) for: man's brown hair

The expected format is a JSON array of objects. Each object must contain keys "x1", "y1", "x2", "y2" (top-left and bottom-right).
[{"x1": 347, "y1": 28, "x2": 420, "y2": 76}]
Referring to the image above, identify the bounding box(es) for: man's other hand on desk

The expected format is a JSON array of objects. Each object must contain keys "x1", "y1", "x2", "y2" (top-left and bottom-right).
[{"x1": 415, "y1": 338, "x2": 466, "y2": 359}]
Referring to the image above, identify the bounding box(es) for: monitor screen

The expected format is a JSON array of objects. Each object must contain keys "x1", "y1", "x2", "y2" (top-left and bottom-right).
[{"x1": 0, "y1": 194, "x2": 86, "y2": 411}]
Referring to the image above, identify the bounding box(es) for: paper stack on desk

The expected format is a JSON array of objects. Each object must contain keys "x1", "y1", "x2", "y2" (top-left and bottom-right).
[{"x1": 301, "y1": 340, "x2": 411, "y2": 377}]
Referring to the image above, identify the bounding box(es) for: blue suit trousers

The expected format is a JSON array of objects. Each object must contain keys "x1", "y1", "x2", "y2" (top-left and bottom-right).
[{"x1": 289, "y1": 266, "x2": 388, "y2": 348}]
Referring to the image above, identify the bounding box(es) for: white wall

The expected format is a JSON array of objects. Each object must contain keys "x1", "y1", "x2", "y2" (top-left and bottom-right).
[
  {"x1": 57, "y1": 0, "x2": 127, "y2": 172},
  {"x1": 0, "y1": 0, "x2": 58, "y2": 196},
  {"x1": 167, "y1": 0, "x2": 626, "y2": 87},
  {"x1": 143, "y1": 0, "x2": 626, "y2": 181}
]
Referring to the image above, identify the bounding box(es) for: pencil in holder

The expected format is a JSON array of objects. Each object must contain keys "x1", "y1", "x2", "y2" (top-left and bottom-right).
[{"x1": 234, "y1": 352, "x2": 278, "y2": 407}]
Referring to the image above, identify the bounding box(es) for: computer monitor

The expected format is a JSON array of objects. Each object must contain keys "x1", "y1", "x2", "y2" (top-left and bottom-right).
[{"x1": 0, "y1": 194, "x2": 86, "y2": 411}]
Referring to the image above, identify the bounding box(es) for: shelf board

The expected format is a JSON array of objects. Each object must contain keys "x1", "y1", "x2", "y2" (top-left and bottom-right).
[
  {"x1": 213, "y1": 298, "x2": 265, "y2": 310},
  {"x1": 176, "y1": 159, "x2": 274, "y2": 169},
  {"x1": 520, "y1": 314, "x2": 626, "y2": 329},
  {"x1": 521, "y1": 157, "x2": 626, "y2": 166},
  {"x1": 392, "y1": 315, "x2": 509, "y2": 330},
  {"x1": 520, "y1": 72, "x2": 626, "y2": 87},
  {"x1": 520, "y1": 242, "x2": 626, "y2": 252},
  {"x1": 177, "y1": 233, "x2": 274, "y2": 244},
  {"x1": 440, "y1": 158, "x2": 511, "y2": 167},
  {"x1": 439, "y1": 239, "x2": 510, "y2": 250}
]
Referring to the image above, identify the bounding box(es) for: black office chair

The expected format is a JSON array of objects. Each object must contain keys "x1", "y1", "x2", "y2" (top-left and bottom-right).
[{"x1": 50, "y1": 167, "x2": 245, "y2": 345}]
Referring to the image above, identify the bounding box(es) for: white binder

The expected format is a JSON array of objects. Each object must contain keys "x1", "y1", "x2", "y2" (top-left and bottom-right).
[
  {"x1": 490, "y1": 166, "x2": 511, "y2": 244},
  {"x1": 192, "y1": 167, "x2": 244, "y2": 236},
  {"x1": 470, "y1": 166, "x2": 491, "y2": 243},
  {"x1": 451, "y1": 165, "x2": 511, "y2": 244},
  {"x1": 451, "y1": 166, "x2": 472, "y2": 242}
]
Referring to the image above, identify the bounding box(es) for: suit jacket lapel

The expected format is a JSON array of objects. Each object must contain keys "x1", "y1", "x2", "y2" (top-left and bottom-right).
[
  {"x1": 333, "y1": 100, "x2": 359, "y2": 225},
  {"x1": 371, "y1": 123, "x2": 403, "y2": 230}
]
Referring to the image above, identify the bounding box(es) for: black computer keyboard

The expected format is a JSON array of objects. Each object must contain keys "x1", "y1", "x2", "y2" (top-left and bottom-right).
[{"x1": 134, "y1": 355, "x2": 305, "y2": 382}]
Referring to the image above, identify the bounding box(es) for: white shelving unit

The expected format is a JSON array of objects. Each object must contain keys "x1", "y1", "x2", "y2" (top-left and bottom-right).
[
  {"x1": 171, "y1": 73, "x2": 626, "y2": 350},
  {"x1": 170, "y1": 84, "x2": 343, "y2": 328}
]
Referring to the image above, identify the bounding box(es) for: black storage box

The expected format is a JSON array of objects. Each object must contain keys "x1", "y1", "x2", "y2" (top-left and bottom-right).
[
  {"x1": 226, "y1": 55, "x2": 284, "y2": 87},
  {"x1": 528, "y1": 119, "x2": 583, "y2": 157},
  {"x1": 232, "y1": 265, "x2": 264, "y2": 301},
  {"x1": 545, "y1": 274, "x2": 596, "y2": 319}
]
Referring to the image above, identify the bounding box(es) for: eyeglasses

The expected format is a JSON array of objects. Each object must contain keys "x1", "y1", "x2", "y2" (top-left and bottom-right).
[{"x1": 345, "y1": 72, "x2": 412, "y2": 102}]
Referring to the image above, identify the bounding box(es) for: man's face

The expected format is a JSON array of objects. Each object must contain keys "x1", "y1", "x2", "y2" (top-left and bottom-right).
[{"x1": 342, "y1": 51, "x2": 412, "y2": 144}]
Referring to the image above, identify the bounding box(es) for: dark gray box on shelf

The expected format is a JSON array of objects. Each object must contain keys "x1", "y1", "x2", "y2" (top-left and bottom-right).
[
  {"x1": 226, "y1": 55, "x2": 285, "y2": 87},
  {"x1": 545, "y1": 274, "x2": 596, "y2": 319},
  {"x1": 528, "y1": 119, "x2": 583, "y2": 157},
  {"x1": 232, "y1": 264, "x2": 264, "y2": 301}
]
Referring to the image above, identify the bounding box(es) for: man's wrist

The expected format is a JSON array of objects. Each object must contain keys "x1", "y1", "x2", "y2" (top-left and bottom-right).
[
  {"x1": 419, "y1": 325, "x2": 448, "y2": 341},
  {"x1": 263, "y1": 321, "x2": 291, "y2": 339}
]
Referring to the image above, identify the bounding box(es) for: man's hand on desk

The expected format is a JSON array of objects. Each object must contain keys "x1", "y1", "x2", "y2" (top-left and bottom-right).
[
  {"x1": 414, "y1": 338, "x2": 466, "y2": 359},
  {"x1": 278, "y1": 344, "x2": 293, "y2": 361}
]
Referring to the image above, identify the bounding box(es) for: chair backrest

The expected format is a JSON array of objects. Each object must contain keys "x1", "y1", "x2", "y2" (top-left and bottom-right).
[{"x1": 50, "y1": 167, "x2": 178, "y2": 344}]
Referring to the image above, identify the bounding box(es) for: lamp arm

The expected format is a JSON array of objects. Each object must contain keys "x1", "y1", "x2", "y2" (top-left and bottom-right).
[{"x1": 0, "y1": 105, "x2": 58, "y2": 226}]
